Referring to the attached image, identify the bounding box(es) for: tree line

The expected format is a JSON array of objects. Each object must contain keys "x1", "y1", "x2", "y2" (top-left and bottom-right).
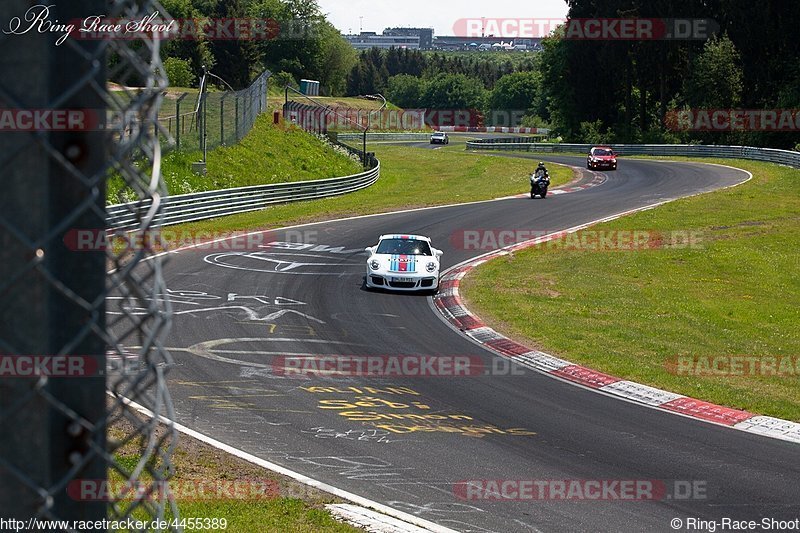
[
  {"x1": 121, "y1": 0, "x2": 356, "y2": 94},
  {"x1": 145, "y1": 0, "x2": 800, "y2": 148},
  {"x1": 346, "y1": 48, "x2": 541, "y2": 126},
  {"x1": 346, "y1": 1, "x2": 800, "y2": 148},
  {"x1": 346, "y1": 48, "x2": 537, "y2": 95},
  {"x1": 536, "y1": 0, "x2": 800, "y2": 148}
]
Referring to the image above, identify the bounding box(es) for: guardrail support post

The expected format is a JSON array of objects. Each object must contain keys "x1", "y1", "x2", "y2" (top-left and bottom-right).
[{"x1": 175, "y1": 92, "x2": 187, "y2": 151}]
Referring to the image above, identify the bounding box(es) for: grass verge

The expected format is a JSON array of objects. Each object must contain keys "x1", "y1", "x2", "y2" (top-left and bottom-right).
[
  {"x1": 460, "y1": 158, "x2": 800, "y2": 421},
  {"x1": 109, "y1": 414, "x2": 361, "y2": 532},
  {"x1": 267, "y1": 94, "x2": 401, "y2": 112},
  {"x1": 157, "y1": 143, "x2": 574, "y2": 236},
  {"x1": 105, "y1": 147, "x2": 574, "y2": 525},
  {"x1": 108, "y1": 117, "x2": 362, "y2": 204}
]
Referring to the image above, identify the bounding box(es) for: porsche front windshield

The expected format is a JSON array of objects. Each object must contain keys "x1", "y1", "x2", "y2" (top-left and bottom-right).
[{"x1": 376, "y1": 238, "x2": 433, "y2": 256}]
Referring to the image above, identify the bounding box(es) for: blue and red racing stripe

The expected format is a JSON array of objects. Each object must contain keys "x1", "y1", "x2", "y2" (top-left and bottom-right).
[{"x1": 389, "y1": 254, "x2": 417, "y2": 273}]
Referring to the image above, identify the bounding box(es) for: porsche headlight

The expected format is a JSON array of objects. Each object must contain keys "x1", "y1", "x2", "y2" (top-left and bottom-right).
[
  {"x1": 370, "y1": 259, "x2": 380, "y2": 270},
  {"x1": 426, "y1": 261, "x2": 437, "y2": 272}
]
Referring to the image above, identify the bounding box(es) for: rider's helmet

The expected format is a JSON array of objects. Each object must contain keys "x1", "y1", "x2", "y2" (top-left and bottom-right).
[{"x1": 536, "y1": 162, "x2": 547, "y2": 175}]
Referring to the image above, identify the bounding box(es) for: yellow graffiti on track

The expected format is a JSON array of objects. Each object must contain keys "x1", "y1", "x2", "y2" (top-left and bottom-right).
[{"x1": 300, "y1": 385, "x2": 536, "y2": 439}]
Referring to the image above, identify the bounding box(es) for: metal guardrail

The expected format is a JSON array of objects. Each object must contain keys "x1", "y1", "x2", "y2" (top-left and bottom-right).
[
  {"x1": 107, "y1": 162, "x2": 380, "y2": 231},
  {"x1": 465, "y1": 139, "x2": 800, "y2": 168},
  {"x1": 466, "y1": 136, "x2": 545, "y2": 146},
  {"x1": 337, "y1": 131, "x2": 548, "y2": 143},
  {"x1": 337, "y1": 132, "x2": 431, "y2": 142}
]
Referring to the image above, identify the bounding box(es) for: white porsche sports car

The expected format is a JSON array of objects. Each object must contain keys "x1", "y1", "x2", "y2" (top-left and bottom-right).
[{"x1": 364, "y1": 234, "x2": 443, "y2": 292}]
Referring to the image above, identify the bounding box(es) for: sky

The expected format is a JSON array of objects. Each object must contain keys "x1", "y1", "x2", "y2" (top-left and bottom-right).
[{"x1": 316, "y1": 0, "x2": 569, "y2": 36}]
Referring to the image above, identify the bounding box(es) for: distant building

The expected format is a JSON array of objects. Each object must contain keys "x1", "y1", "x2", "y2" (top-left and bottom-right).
[
  {"x1": 383, "y1": 27, "x2": 434, "y2": 50},
  {"x1": 432, "y1": 35, "x2": 543, "y2": 52},
  {"x1": 344, "y1": 32, "x2": 420, "y2": 50},
  {"x1": 342, "y1": 29, "x2": 542, "y2": 52}
]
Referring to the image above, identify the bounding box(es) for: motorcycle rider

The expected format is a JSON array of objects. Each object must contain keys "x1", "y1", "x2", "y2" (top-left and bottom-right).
[
  {"x1": 531, "y1": 162, "x2": 550, "y2": 198},
  {"x1": 535, "y1": 161, "x2": 549, "y2": 178}
]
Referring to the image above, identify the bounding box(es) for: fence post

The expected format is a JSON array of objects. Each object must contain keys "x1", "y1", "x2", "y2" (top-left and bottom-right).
[
  {"x1": 201, "y1": 79, "x2": 208, "y2": 161},
  {"x1": 262, "y1": 72, "x2": 269, "y2": 113},
  {"x1": 220, "y1": 93, "x2": 227, "y2": 145},
  {"x1": 363, "y1": 129, "x2": 368, "y2": 168},
  {"x1": 235, "y1": 95, "x2": 240, "y2": 140},
  {"x1": 248, "y1": 85, "x2": 254, "y2": 132},
  {"x1": 258, "y1": 75, "x2": 263, "y2": 114},
  {"x1": 175, "y1": 92, "x2": 187, "y2": 151},
  {"x1": 0, "y1": 0, "x2": 106, "y2": 522}
]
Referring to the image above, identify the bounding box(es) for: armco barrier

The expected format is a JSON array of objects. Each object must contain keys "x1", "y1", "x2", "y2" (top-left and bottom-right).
[
  {"x1": 465, "y1": 140, "x2": 800, "y2": 168},
  {"x1": 337, "y1": 132, "x2": 431, "y2": 142},
  {"x1": 337, "y1": 129, "x2": 549, "y2": 142},
  {"x1": 439, "y1": 126, "x2": 549, "y2": 134},
  {"x1": 107, "y1": 162, "x2": 380, "y2": 231}
]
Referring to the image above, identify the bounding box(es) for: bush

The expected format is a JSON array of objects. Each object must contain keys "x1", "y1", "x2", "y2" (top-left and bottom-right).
[
  {"x1": 520, "y1": 115, "x2": 551, "y2": 129},
  {"x1": 488, "y1": 72, "x2": 539, "y2": 114},
  {"x1": 419, "y1": 73, "x2": 487, "y2": 111},
  {"x1": 163, "y1": 57, "x2": 196, "y2": 88},
  {"x1": 578, "y1": 120, "x2": 614, "y2": 144},
  {"x1": 386, "y1": 74, "x2": 424, "y2": 109},
  {"x1": 637, "y1": 127, "x2": 685, "y2": 145},
  {"x1": 273, "y1": 71, "x2": 299, "y2": 90}
]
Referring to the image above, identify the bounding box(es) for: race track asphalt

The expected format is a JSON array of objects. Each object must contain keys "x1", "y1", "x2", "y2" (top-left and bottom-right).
[{"x1": 132, "y1": 152, "x2": 800, "y2": 532}]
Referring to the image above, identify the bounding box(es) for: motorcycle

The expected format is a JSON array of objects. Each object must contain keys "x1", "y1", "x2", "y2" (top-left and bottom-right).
[{"x1": 530, "y1": 169, "x2": 550, "y2": 198}]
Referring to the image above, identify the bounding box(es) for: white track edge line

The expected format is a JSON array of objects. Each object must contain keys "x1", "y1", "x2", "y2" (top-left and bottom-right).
[
  {"x1": 108, "y1": 392, "x2": 459, "y2": 533},
  {"x1": 103, "y1": 158, "x2": 604, "y2": 528},
  {"x1": 108, "y1": 159, "x2": 772, "y2": 533}
]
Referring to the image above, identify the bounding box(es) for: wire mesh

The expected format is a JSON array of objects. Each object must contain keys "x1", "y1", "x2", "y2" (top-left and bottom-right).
[
  {"x1": 0, "y1": 0, "x2": 179, "y2": 530},
  {"x1": 158, "y1": 70, "x2": 270, "y2": 152}
]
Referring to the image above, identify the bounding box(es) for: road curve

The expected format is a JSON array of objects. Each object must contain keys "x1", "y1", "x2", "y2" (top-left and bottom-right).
[{"x1": 144, "y1": 155, "x2": 800, "y2": 532}]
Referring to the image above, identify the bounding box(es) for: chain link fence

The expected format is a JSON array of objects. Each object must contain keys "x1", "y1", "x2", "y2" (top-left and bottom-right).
[
  {"x1": 282, "y1": 98, "x2": 379, "y2": 169},
  {"x1": 157, "y1": 70, "x2": 270, "y2": 153},
  {"x1": 1, "y1": 0, "x2": 179, "y2": 530}
]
